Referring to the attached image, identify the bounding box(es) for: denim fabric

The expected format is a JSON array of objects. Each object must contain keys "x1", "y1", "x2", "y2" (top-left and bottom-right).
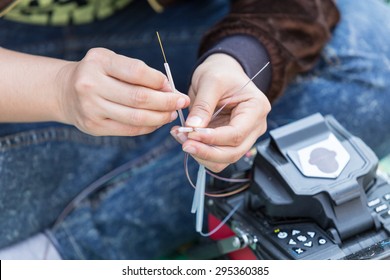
[
  {"x1": 0, "y1": 0, "x2": 230, "y2": 259},
  {"x1": 1, "y1": 0, "x2": 390, "y2": 260},
  {"x1": 267, "y1": 0, "x2": 390, "y2": 159}
]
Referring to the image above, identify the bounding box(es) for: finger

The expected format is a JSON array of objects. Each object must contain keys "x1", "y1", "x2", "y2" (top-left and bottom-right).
[
  {"x1": 98, "y1": 76, "x2": 190, "y2": 111},
  {"x1": 185, "y1": 80, "x2": 221, "y2": 128},
  {"x1": 82, "y1": 118, "x2": 158, "y2": 136},
  {"x1": 85, "y1": 48, "x2": 168, "y2": 90},
  {"x1": 187, "y1": 126, "x2": 253, "y2": 148},
  {"x1": 101, "y1": 101, "x2": 178, "y2": 127},
  {"x1": 187, "y1": 154, "x2": 229, "y2": 173},
  {"x1": 187, "y1": 105, "x2": 268, "y2": 147},
  {"x1": 170, "y1": 126, "x2": 188, "y2": 144},
  {"x1": 187, "y1": 117, "x2": 265, "y2": 147},
  {"x1": 182, "y1": 136, "x2": 256, "y2": 165}
]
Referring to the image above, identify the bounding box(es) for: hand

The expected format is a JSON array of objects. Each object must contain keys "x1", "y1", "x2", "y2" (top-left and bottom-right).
[
  {"x1": 57, "y1": 48, "x2": 190, "y2": 136},
  {"x1": 171, "y1": 53, "x2": 271, "y2": 172}
]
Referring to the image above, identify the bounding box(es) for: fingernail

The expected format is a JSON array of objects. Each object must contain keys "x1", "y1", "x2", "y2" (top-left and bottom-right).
[
  {"x1": 178, "y1": 127, "x2": 194, "y2": 133},
  {"x1": 163, "y1": 79, "x2": 171, "y2": 91},
  {"x1": 183, "y1": 145, "x2": 197, "y2": 154},
  {"x1": 186, "y1": 116, "x2": 203, "y2": 127},
  {"x1": 171, "y1": 111, "x2": 178, "y2": 121},
  {"x1": 176, "y1": 97, "x2": 186, "y2": 109}
]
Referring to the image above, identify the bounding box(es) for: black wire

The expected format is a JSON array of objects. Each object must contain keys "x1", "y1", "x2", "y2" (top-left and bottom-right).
[{"x1": 52, "y1": 160, "x2": 135, "y2": 230}]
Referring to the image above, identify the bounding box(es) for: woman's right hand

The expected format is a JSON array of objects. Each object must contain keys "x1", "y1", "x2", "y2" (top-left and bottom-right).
[{"x1": 58, "y1": 48, "x2": 190, "y2": 136}]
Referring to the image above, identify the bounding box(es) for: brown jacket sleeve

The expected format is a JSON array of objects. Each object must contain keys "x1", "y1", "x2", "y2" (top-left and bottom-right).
[
  {"x1": 0, "y1": 0, "x2": 16, "y2": 16},
  {"x1": 199, "y1": 0, "x2": 340, "y2": 103}
]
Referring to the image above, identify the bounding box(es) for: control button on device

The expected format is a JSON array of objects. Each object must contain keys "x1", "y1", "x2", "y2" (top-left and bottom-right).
[
  {"x1": 307, "y1": 231, "x2": 316, "y2": 238},
  {"x1": 277, "y1": 232, "x2": 288, "y2": 239},
  {"x1": 375, "y1": 204, "x2": 388, "y2": 213},
  {"x1": 318, "y1": 238, "x2": 327, "y2": 245},
  {"x1": 292, "y1": 230, "x2": 301, "y2": 236},
  {"x1": 292, "y1": 247, "x2": 306, "y2": 255},
  {"x1": 384, "y1": 193, "x2": 390, "y2": 201},
  {"x1": 381, "y1": 210, "x2": 390, "y2": 219},
  {"x1": 288, "y1": 239, "x2": 297, "y2": 245},
  {"x1": 296, "y1": 235, "x2": 307, "y2": 242},
  {"x1": 367, "y1": 198, "x2": 381, "y2": 207},
  {"x1": 303, "y1": 241, "x2": 313, "y2": 247}
]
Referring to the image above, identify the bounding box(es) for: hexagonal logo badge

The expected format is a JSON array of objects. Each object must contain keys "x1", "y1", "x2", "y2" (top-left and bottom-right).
[{"x1": 288, "y1": 133, "x2": 350, "y2": 179}]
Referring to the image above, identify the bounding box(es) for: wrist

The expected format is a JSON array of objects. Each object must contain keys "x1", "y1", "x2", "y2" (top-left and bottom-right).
[
  {"x1": 198, "y1": 35, "x2": 272, "y2": 93},
  {"x1": 53, "y1": 61, "x2": 76, "y2": 125},
  {"x1": 204, "y1": 53, "x2": 244, "y2": 72}
]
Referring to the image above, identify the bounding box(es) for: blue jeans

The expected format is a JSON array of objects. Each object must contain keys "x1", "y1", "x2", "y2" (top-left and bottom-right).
[
  {"x1": 0, "y1": 0, "x2": 230, "y2": 259},
  {"x1": 268, "y1": 0, "x2": 390, "y2": 159},
  {"x1": 0, "y1": 0, "x2": 389, "y2": 259}
]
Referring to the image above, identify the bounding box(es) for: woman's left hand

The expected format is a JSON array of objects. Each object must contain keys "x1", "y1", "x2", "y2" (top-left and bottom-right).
[{"x1": 170, "y1": 53, "x2": 271, "y2": 172}]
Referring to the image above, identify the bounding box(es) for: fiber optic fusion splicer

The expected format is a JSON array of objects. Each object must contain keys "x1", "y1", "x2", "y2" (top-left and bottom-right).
[{"x1": 206, "y1": 113, "x2": 390, "y2": 260}]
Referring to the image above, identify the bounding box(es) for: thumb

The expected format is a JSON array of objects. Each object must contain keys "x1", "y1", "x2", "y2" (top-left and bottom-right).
[
  {"x1": 186, "y1": 83, "x2": 219, "y2": 128},
  {"x1": 186, "y1": 103, "x2": 213, "y2": 128}
]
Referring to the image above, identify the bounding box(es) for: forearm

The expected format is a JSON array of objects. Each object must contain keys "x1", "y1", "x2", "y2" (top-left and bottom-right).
[{"x1": 0, "y1": 47, "x2": 70, "y2": 123}]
